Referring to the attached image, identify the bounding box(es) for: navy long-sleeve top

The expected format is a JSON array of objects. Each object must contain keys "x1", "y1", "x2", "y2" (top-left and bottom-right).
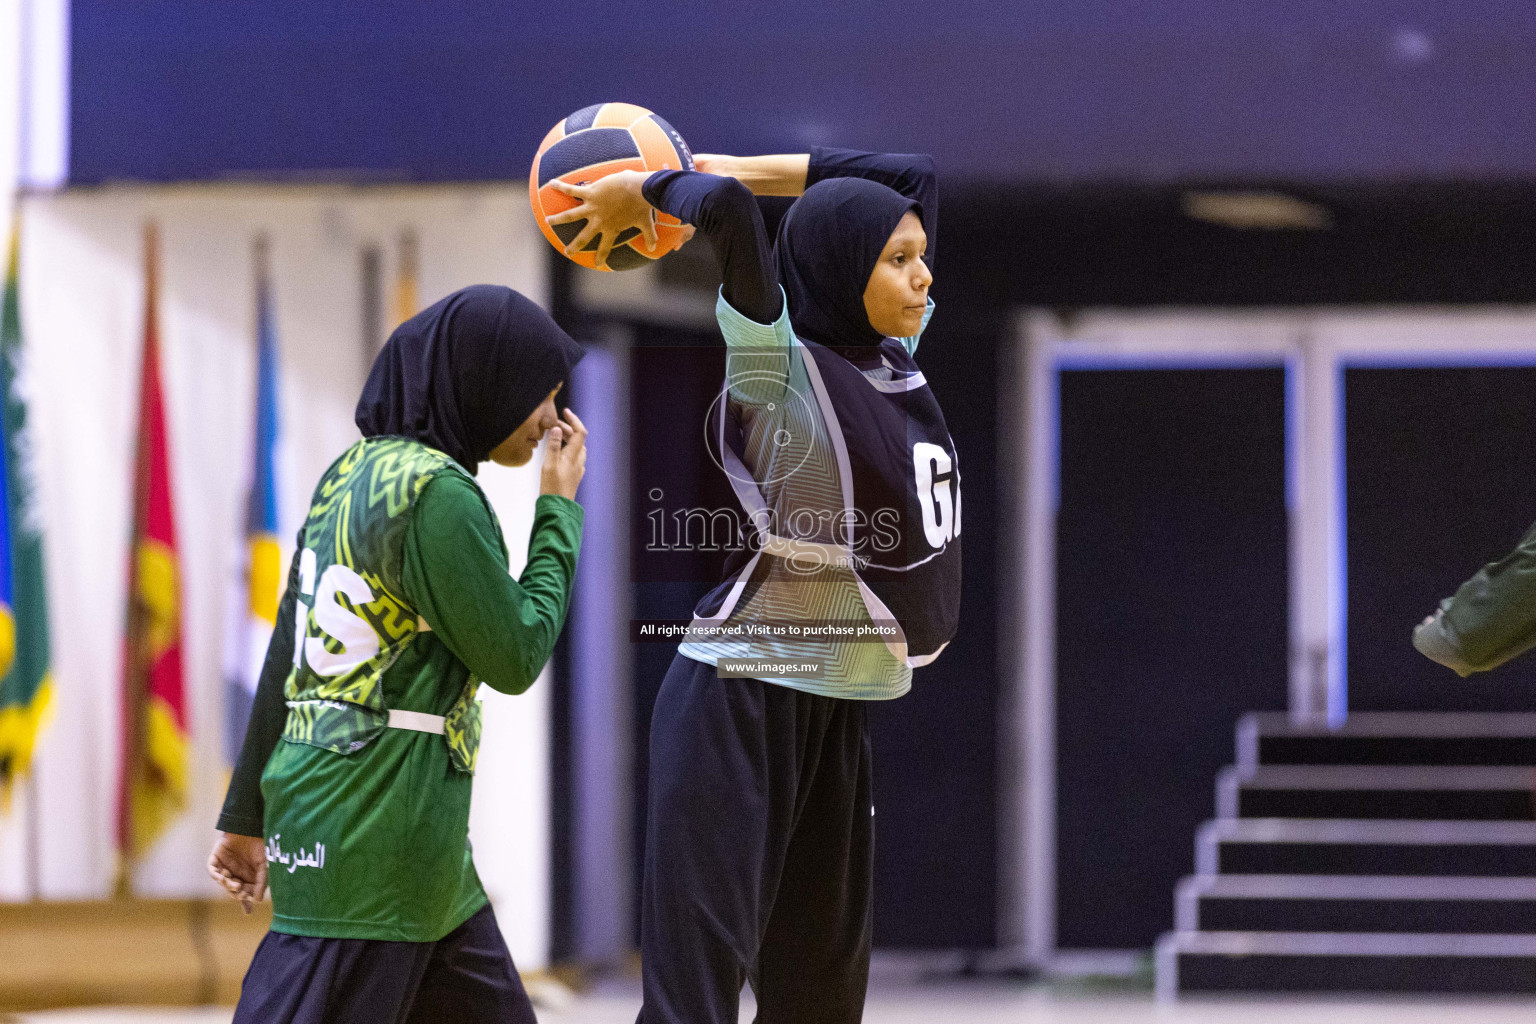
[{"x1": 641, "y1": 146, "x2": 938, "y2": 326}]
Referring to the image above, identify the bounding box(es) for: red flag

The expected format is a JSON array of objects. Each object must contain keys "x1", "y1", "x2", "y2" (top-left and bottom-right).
[{"x1": 116, "y1": 222, "x2": 189, "y2": 880}]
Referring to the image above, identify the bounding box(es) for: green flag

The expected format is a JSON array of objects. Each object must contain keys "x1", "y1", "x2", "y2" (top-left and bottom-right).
[{"x1": 0, "y1": 216, "x2": 54, "y2": 808}]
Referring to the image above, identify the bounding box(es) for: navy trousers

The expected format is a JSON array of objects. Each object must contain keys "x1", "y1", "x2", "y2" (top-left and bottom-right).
[
  {"x1": 232, "y1": 901, "x2": 536, "y2": 1024},
  {"x1": 637, "y1": 653, "x2": 875, "y2": 1024}
]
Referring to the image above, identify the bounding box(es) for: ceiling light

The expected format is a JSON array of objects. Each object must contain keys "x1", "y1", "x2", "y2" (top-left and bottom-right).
[{"x1": 1181, "y1": 191, "x2": 1334, "y2": 231}]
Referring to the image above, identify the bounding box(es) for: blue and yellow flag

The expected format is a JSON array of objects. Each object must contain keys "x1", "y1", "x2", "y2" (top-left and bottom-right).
[
  {"x1": 0, "y1": 217, "x2": 53, "y2": 809},
  {"x1": 224, "y1": 239, "x2": 283, "y2": 763}
]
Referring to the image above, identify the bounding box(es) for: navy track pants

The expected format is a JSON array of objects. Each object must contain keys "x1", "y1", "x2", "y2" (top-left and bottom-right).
[
  {"x1": 637, "y1": 652, "x2": 875, "y2": 1024},
  {"x1": 232, "y1": 901, "x2": 536, "y2": 1024}
]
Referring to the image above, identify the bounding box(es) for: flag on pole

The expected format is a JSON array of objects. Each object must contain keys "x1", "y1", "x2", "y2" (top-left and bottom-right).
[
  {"x1": 0, "y1": 217, "x2": 54, "y2": 810},
  {"x1": 392, "y1": 228, "x2": 419, "y2": 329},
  {"x1": 223, "y1": 237, "x2": 282, "y2": 764},
  {"x1": 117, "y1": 222, "x2": 189, "y2": 876}
]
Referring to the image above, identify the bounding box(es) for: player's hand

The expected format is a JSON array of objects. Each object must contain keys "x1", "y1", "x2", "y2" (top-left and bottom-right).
[
  {"x1": 547, "y1": 171, "x2": 658, "y2": 270},
  {"x1": 207, "y1": 831, "x2": 268, "y2": 914},
  {"x1": 540, "y1": 408, "x2": 588, "y2": 501}
]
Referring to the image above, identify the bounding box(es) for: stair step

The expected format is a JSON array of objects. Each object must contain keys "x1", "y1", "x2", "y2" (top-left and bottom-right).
[
  {"x1": 1220, "y1": 765, "x2": 1536, "y2": 821},
  {"x1": 1200, "y1": 818, "x2": 1536, "y2": 876},
  {"x1": 1239, "y1": 712, "x2": 1536, "y2": 769},
  {"x1": 1157, "y1": 930, "x2": 1536, "y2": 994},
  {"x1": 1177, "y1": 874, "x2": 1536, "y2": 934}
]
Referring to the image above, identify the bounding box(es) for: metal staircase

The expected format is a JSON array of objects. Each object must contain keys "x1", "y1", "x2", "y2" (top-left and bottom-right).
[{"x1": 1157, "y1": 713, "x2": 1536, "y2": 995}]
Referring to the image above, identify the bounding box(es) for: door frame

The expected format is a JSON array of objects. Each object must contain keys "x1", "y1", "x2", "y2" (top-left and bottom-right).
[{"x1": 1002, "y1": 305, "x2": 1536, "y2": 968}]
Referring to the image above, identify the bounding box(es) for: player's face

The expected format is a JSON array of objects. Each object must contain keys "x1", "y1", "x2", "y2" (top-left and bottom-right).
[
  {"x1": 489, "y1": 384, "x2": 563, "y2": 468},
  {"x1": 862, "y1": 212, "x2": 932, "y2": 340}
]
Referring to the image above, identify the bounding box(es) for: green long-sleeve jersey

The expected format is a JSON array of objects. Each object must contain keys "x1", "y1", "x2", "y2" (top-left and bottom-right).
[
  {"x1": 1414, "y1": 517, "x2": 1536, "y2": 677},
  {"x1": 217, "y1": 437, "x2": 582, "y2": 941}
]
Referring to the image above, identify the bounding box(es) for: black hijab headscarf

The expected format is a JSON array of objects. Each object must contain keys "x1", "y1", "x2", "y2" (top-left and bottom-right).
[
  {"x1": 355, "y1": 285, "x2": 584, "y2": 474},
  {"x1": 774, "y1": 177, "x2": 921, "y2": 349}
]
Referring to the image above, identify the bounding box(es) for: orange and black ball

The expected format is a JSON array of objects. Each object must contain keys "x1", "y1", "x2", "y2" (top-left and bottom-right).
[{"x1": 530, "y1": 103, "x2": 694, "y2": 271}]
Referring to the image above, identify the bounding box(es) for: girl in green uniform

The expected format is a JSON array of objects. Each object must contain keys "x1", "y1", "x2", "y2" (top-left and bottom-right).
[{"x1": 208, "y1": 285, "x2": 586, "y2": 1024}]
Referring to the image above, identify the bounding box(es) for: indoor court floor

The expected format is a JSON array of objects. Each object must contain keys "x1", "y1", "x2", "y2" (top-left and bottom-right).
[{"x1": 10, "y1": 984, "x2": 1536, "y2": 1024}]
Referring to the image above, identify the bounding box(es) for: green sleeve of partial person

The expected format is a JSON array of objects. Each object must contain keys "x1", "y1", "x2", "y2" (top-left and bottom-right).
[
  {"x1": 402, "y1": 475, "x2": 584, "y2": 695},
  {"x1": 1413, "y1": 517, "x2": 1536, "y2": 676}
]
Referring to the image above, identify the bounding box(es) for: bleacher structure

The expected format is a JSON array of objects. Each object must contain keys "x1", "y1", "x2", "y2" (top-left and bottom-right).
[{"x1": 1157, "y1": 713, "x2": 1536, "y2": 995}]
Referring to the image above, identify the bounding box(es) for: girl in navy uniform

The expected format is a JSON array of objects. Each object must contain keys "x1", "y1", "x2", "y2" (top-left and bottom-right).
[{"x1": 552, "y1": 147, "x2": 961, "y2": 1024}]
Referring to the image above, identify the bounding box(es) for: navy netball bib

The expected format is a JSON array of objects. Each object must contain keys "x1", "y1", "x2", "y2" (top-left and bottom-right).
[{"x1": 696, "y1": 333, "x2": 962, "y2": 667}]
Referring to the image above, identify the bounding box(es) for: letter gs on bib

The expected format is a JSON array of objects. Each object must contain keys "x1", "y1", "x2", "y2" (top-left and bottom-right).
[
  {"x1": 293, "y1": 547, "x2": 381, "y2": 677},
  {"x1": 913, "y1": 442, "x2": 961, "y2": 549}
]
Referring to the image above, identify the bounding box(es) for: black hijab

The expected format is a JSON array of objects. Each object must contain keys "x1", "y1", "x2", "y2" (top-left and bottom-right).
[
  {"x1": 774, "y1": 177, "x2": 921, "y2": 349},
  {"x1": 355, "y1": 285, "x2": 584, "y2": 474}
]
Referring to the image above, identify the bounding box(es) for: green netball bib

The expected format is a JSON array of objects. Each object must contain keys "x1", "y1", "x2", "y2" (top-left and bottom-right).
[{"x1": 280, "y1": 437, "x2": 491, "y2": 772}]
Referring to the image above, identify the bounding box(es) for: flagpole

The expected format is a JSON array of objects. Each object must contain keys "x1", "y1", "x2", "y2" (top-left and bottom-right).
[
  {"x1": 255, "y1": 232, "x2": 270, "y2": 295},
  {"x1": 23, "y1": 769, "x2": 39, "y2": 900},
  {"x1": 115, "y1": 220, "x2": 159, "y2": 899},
  {"x1": 393, "y1": 228, "x2": 419, "y2": 329},
  {"x1": 361, "y1": 243, "x2": 382, "y2": 368}
]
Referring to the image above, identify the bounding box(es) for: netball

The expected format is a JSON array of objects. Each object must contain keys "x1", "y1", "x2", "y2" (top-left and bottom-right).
[{"x1": 529, "y1": 103, "x2": 695, "y2": 271}]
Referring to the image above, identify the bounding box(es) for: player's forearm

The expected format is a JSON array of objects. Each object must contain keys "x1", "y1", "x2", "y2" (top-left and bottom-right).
[
  {"x1": 704, "y1": 154, "x2": 810, "y2": 197},
  {"x1": 405, "y1": 483, "x2": 583, "y2": 696},
  {"x1": 497, "y1": 496, "x2": 585, "y2": 695},
  {"x1": 1413, "y1": 609, "x2": 1475, "y2": 677},
  {"x1": 644, "y1": 171, "x2": 780, "y2": 322},
  {"x1": 1415, "y1": 517, "x2": 1536, "y2": 675}
]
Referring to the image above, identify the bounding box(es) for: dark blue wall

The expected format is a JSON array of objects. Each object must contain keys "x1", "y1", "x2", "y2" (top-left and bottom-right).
[
  {"x1": 72, "y1": 1, "x2": 1536, "y2": 184},
  {"x1": 1346, "y1": 367, "x2": 1536, "y2": 713},
  {"x1": 1055, "y1": 368, "x2": 1289, "y2": 949}
]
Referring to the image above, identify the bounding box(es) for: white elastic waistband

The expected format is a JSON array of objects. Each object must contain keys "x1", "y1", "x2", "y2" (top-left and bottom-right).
[{"x1": 387, "y1": 709, "x2": 446, "y2": 734}]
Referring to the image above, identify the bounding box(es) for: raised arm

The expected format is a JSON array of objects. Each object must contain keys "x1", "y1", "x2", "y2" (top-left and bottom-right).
[
  {"x1": 547, "y1": 170, "x2": 779, "y2": 324},
  {"x1": 697, "y1": 148, "x2": 937, "y2": 273},
  {"x1": 403, "y1": 474, "x2": 583, "y2": 697},
  {"x1": 692, "y1": 154, "x2": 810, "y2": 197},
  {"x1": 804, "y1": 147, "x2": 938, "y2": 274},
  {"x1": 642, "y1": 170, "x2": 780, "y2": 324}
]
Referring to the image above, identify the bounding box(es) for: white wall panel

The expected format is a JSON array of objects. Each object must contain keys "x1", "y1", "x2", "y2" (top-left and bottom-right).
[{"x1": 0, "y1": 183, "x2": 554, "y2": 968}]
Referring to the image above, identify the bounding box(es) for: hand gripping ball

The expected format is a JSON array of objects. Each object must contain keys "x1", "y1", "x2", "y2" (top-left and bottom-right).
[{"x1": 530, "y1": 103, "x2": 695, "y2": 271}]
